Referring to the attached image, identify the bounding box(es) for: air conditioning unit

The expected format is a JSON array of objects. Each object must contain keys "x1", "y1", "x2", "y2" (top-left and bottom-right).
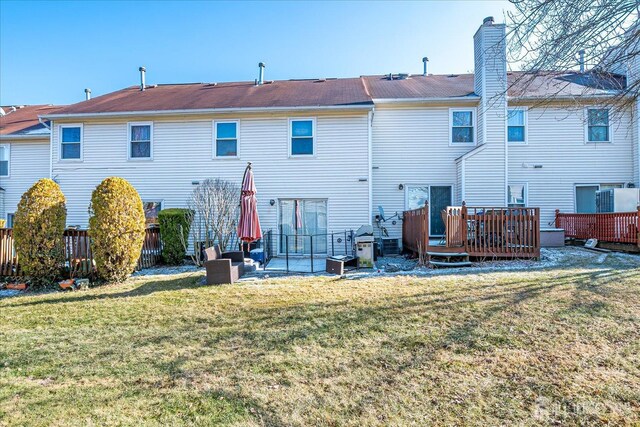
[{"x1": 596, "y1": 188, "x2": 640, "y2": 213}]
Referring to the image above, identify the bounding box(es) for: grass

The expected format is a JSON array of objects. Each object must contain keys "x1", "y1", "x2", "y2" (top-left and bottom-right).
[{"x1": 1, "y1": 251, "x2": 639, "y2": 426}]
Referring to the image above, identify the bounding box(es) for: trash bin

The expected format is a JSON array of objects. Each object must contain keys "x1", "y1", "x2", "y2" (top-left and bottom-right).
[{"x1": 250, "y1": 248, "x2": 265, "y2": 264}]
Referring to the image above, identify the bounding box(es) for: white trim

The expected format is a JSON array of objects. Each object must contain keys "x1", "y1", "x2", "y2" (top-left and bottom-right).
[
  {"x1": 0, "y1": 134, "x2": 50, "y2": 141},
  {"x1": 58, "y1": 123, "x2": 83, "y2": 161},
  {"x1": 367, "y1": 110, "x2": 373, "y2": 226},
  {"x1": 584, "y1": 107, "x2": 613, "y2": 144},
  {"x1": 41, "y1": 104, "x2": 374, "y2": 120},
  {"x1": 507, "y1": 106, "x2": 528, "y2": 144},
  {"x1": 449, "y1": 108, "x2": 477, "y2": 146},
  {"x1": 456, "y1": 144, "x2": 486, "y2": 161},
  {"x1": 127, "y1": 121, "x2": 154, "y2": 161},
  {"x1": 507, "y1": 182, "x2": 528, "y2": 207},
  {"x1": 288, "y1": 117, "x2": 316, "y2": 158},
  {"x1": 212, "y1": 120, "x2": 240, "y2": 159},
  {"x1": 0, "y1": 143, "x2": 10, "y2": 178}
]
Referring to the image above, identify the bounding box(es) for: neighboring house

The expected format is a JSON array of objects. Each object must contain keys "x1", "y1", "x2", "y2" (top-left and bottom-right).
[
  {"x1": 0, "y1": 105, "x2": 62, "y2": 226},
  {"x1": 7, "y1": 17, "x2": 638, "y2": 253}
]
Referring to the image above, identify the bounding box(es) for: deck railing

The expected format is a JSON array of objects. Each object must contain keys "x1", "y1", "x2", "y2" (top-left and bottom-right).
[
  {"x1": 555, "y1": 208, "x2": 640, "y2": 246},
  {"x1": 403, "y1": 202, "x2": 541, "y2": 259},
  {"x1": 402, "y1": 202, "x2": 429, "y2": 254},
  {"x1": 0, "y1": 227, "x2": 162, "y2": 278}
]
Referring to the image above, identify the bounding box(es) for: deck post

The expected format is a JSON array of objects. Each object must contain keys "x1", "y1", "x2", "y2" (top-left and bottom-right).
[
  {"x1": 555, "y1": 209, "x2": 560, "y2": 229},
  {"x1": 424, "y1": 201, "x2": 429, "y2": 252},
  {"x1": 637, "y1": 205, "x2": 640, "y2": 248},
  {"x1": 461, "y1": 201, "x2": 468, "y2": 253}
]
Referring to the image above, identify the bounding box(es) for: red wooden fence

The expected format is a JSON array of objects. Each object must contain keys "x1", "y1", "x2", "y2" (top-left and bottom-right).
[
  {"x1": 402, "y1": 202, "x2": 429, "y2": 254},
  {"x1": 0, "y1": 227, "x2": 162, "y2": 278},
  {"x1": 555, "y1": 209, "x2": 640, "y2": 246}
]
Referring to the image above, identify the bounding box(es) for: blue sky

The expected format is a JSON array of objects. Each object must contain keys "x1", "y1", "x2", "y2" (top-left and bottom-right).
[{"x1": 0, "y1": 0, "x2": 513, "y2": 105}]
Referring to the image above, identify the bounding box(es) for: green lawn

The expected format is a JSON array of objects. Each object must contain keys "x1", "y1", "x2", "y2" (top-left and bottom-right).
[{"x1": 1, "y1": 250, "x2": 639, "y2": 426}]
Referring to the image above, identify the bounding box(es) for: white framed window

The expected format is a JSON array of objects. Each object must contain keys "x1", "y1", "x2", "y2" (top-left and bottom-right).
[
  {"x1": 128, "y1": 122, "x2": 153, "y2": 160},
  {"x1": 404, "y1": 185, "x2": 430, "y2": 211},
  {"x1": 507, "y1": 108, "x2": 527, "y2": 143},
  {"x1": 59, "y1": 124, "x2": 83, "y2": 160},
  {"x1": 585, "y1": 108, "x2": 611, "y2": 143},
  {"x1": 289, "y1": 118, "x2": 315, "y2": 156},
  {"x1": 507, "y1": 183, "x2": 527, "y2": 208},
  {"x1": 0, "y1": 144, "x2": 9, "y2": 177},
  {"x1": 143, "y1": 200, "x2": 162, "y2": 224},
  {"x1": 449, "y1": 109, "x2": 475, "y2": 145},
  {"x1": 213, "y1": 120, "x2": 239, "y2": 158}
]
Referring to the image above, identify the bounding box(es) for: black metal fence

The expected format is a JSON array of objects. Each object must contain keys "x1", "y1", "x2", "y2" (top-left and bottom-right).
[{"x1": 274, "y1": 230, "x2": 355, "y2": 273}]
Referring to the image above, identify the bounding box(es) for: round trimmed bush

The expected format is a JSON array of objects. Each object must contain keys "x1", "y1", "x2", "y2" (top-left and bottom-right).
[
  {"x1": 89, "y1": 177, "x2": 146, "y2": 283},
  {"x1": 158, "y1": 208, "x2": 193, "y2": 265},
  {"x1": 13, "y1": 178, "x2": 67, "y2": 288}
]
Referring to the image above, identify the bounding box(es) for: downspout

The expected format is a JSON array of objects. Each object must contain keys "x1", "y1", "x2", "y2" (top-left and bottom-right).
[
  {"x1": 39, "y1": 117, "x2": 53, "y2": 180},
  {"x1": 368, "y1": 108, "x2": 374, "y2": 225}
]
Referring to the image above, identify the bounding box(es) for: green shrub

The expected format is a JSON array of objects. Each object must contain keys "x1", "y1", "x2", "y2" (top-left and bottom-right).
[
  {"x1": 13, "y1": 178, "x2": 67, "y2": 288},
  {"x1": 89, "y1": 177, "x2": 146, "y2": 283},
  {"x1": 158, "y1": 208, "x2": 193, "y2": 265}
]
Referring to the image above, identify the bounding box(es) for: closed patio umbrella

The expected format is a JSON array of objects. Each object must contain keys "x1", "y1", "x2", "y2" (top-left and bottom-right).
[{"x1": 237, "y1": 162, "x2": 262, "y2": 252}]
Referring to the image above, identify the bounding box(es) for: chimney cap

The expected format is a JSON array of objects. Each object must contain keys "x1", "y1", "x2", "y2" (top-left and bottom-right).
[
  {"x1": 84, "y1": 88, "x2": 91, "y2": 93},
  {"x1": 139, "y1": 66, "x2": 146, "y2": 72},
  {"x1": 483, "y1": 16, "x2": 494, "y2": 25},
  {"x1": 259, "y1": 62, "x2": 266, "y2": 67},
  {"x1": 422, "y1": 57, "x2": 429, "y2": 62}
]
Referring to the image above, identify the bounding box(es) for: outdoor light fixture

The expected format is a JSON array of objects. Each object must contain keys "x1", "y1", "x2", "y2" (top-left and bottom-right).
[
  {"x1": 270, "y1": 199, "x2": 275, "y2": 206},
  {"x1": 398, "y1": 184, "x2": 404, "y2": 190}
]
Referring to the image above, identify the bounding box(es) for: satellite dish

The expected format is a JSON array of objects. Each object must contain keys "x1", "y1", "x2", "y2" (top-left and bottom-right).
[{"x1": 377, "y1": 205, "x2": 385, "y2": 221}]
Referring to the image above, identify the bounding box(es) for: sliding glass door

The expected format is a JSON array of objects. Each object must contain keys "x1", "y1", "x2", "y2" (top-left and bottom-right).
[{"x1": 279, "y1": 199, "x2": 327, "y2": 255}]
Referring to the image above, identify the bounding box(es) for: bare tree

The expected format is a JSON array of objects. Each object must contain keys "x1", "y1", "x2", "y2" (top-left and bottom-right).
[
  {"x1": 507, "y1": 0, "x2": 639, "y2": 111},
  {"x1": 184, "y1": 178, "x2": 240, "y2": 265}
]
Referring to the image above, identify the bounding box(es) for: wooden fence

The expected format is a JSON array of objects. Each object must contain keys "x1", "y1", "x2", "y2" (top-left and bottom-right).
[
  {"x1": 402, "y1": 202, "x2": 429, "y2": 254},
  {"x1": 0, "y1": 227, "x2": 162, "y2": 278},
  {"x1": 555, "y1": 209, "x2": 640, "y2": 246},
  {"x1": 403, "y1": 202, "x2": 541, "y2": 259}
]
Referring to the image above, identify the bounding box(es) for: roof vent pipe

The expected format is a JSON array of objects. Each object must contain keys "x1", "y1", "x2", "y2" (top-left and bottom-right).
[
  {"x1": 84, "y1": 88, "x2": 91, "y2": 100},
  {"x1": 578, "y1": 49, "x2": 585, "y2": 73},
  {"x1": 139, "y1": 66, "x2": 146, "y2": 91},
  {"x1": 258, "y1": 62, "x2": 265, "y2": 85},
  {"x1": 422, "y1": 57, "x2": 429, "y2": 76}
]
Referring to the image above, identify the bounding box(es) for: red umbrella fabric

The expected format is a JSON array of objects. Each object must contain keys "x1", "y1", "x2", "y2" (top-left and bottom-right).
[{"x1": 237, "y1": 163, "x2": 262, "y2": 243}]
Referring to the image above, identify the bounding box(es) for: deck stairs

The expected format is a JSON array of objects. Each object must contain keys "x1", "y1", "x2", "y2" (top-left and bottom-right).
[{"x1": 426, "y1": 242, "x2": 472, "y2": 268}]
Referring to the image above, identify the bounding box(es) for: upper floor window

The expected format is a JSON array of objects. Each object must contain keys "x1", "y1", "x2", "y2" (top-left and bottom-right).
[
  {"x1": 214, "y1": 121, "x2": 238, "y2": 157},
  {"x1": 450, "y1": 110, "x2": 474, "y2": 144},
  {"x1": 508, "y1": 183, "x2": 527, "y2": 208},
  {"x1": 129, "y1": 122, "x2": 152, "y2": 159},
  {"x1": 0, "y1": 144, "x2": 9, "y2": 176},
  {"x1": 586, "y1": 108, "x2": 610, "y2": 143},
  {"x1": 60, "y1": 125, "x2": 82, "y2": 160},
  {"x1": 290, "y1": 119, "x2": 314, "y2": 156},
  {"x1": 507, "y1": 109, "x2": 526, "y2": 143}
]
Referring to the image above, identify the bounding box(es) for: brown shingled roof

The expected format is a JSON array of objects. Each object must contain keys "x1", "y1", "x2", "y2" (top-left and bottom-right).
[
  {"x1": 0, "y1": 105, "x2": 63, "y2": 136},
  {"x1": 52, "y1": 78, "x2": 373, "y2": 116},
  {"x1": 363, "y1": 74, "x2": 476, "y2": 99},
  {"x1": 44, "y1": 71, "x2": 627, "y2": 118}
]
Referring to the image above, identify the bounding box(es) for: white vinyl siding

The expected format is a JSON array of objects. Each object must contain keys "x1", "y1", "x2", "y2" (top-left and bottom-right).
[
  {"x1": 51, "y1": 113, "x2": 370, "y2": 254},
  {"x1": 372, "y1": 106, "x2": 473, "y2": 240},
  {"x1": 509, "y1": 105, "x2": 634, "y2": 225},
  {"x1": 0, "y1": 139, "x2": 50, "y2": 220}
]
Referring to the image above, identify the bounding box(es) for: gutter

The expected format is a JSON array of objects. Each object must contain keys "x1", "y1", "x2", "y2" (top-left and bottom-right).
[
  {"x1": 41, "y1": 103, "x2": 375, "y2": 120},
  {"x1": 372, "y1": 96, "x2": 480, "y2": 104},
  {"x1": 0, "y1": 134, "x2": 50, "y2": 140}
]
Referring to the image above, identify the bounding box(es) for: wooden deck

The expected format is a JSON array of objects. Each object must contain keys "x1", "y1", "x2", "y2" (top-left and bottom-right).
[
  {"x1": 555, "y1": 209, "x2": 640, "y2": 247},
  {"x1": 403, "y1": 202, "x2": 541, "y2": 260}
]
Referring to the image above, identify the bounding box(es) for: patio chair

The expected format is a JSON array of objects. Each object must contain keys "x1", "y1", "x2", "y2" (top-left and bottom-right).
[{"x1": 203, "y1": 245, "x2": 245, "y2": 285}]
